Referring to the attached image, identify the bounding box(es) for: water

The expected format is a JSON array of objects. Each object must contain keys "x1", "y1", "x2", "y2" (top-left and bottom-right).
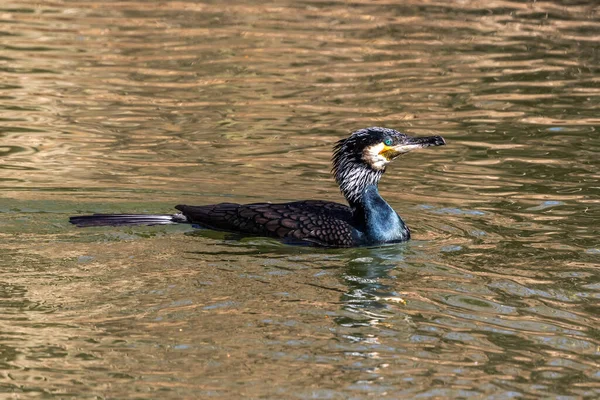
[{"x1": 1, "y1": 0, "x2": 599, "y2": 397}]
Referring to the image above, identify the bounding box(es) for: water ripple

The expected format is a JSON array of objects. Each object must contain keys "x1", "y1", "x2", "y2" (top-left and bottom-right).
[{"x1": 0, "y1": 0, "x2": 599, "y2": 398}]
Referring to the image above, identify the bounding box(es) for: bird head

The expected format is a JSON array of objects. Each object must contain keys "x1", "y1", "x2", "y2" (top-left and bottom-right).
[{"x1": 332, "y1": 127, "x2": 445, "y2": 204}]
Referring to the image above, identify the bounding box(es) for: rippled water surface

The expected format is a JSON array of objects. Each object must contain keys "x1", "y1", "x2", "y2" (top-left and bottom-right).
[{"x1": 1, "y1": 0, "x2": 599, "y2": 398}]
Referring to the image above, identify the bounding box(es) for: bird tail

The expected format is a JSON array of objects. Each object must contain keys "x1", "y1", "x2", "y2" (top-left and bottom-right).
[{"x1": 69, "y1": 213, "x2": 188, "y2": 227}]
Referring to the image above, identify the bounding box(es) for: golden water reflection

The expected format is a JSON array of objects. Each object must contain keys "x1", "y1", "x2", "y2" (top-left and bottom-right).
[{"x1": 0, "y1": 0, "x2": 599, "y2": 398}]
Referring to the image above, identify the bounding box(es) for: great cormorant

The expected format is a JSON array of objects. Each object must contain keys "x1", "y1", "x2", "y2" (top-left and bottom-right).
[{"x1": 70, "y1": 127, "x2": 445, "y2": 247}]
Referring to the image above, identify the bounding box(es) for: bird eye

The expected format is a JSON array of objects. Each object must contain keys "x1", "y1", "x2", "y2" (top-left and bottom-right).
[{"x1": 383, "y1": 138, "x2": 393, "y2": 146}]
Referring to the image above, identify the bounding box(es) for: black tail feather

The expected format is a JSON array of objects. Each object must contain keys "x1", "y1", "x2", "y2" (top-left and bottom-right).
[{"x1": 69, "y1": 213, "x2": 188, "y2": 227}]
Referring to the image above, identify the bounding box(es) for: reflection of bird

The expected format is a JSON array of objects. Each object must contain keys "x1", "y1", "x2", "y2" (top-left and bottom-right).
[{"x1": 70, "y1": 127, "x2": 445, "y2": 247}]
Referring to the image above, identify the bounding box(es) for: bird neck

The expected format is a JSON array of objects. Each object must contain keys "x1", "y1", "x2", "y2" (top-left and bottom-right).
[
  {"x1": 335, "y1": 162, "x2": 384, "y2": 206},
  {"x1": 332, "y1": 154, "x2": 409, "y2": 242},
  {"x1": 351, "y1": 185, "x2": 410, "y2": 244}
]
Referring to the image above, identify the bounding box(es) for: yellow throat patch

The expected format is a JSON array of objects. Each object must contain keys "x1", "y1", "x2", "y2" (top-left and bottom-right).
[{"x1": 363, "y1": 142, "x2": 398, "y2": 170}]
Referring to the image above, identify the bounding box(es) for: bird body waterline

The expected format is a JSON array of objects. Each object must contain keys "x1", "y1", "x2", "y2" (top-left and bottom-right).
[{"x1": 70, "y1": 127, "x2": 446, "y2": 247}]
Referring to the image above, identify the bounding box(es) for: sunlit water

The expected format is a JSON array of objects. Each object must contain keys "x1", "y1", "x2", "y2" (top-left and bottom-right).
[{"x1": 1, "y1": 0, "x2": 599, "y2": 398}]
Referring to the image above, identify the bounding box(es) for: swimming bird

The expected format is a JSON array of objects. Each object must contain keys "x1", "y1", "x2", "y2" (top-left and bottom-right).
[{"x1": 70, "y1": 127, "x2": 445, "y2": 247}]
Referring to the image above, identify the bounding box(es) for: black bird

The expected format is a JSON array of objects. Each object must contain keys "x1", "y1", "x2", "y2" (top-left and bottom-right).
[{"x1": 70, "y1": 127, "x2": 445, "y2": 247}]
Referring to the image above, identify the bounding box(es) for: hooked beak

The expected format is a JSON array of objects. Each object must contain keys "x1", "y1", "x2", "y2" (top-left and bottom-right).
[
  {"x1": 395, "y1": 135, "x2": 446, "y2": 153},
  {"x1": 381, "y1": 135, "x2": 446, "y2": 160}
]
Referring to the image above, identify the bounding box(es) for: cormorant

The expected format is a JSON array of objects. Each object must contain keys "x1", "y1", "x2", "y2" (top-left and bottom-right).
[{"x1": 70, "y1": 127, "x2": 445, "y2": 247}]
